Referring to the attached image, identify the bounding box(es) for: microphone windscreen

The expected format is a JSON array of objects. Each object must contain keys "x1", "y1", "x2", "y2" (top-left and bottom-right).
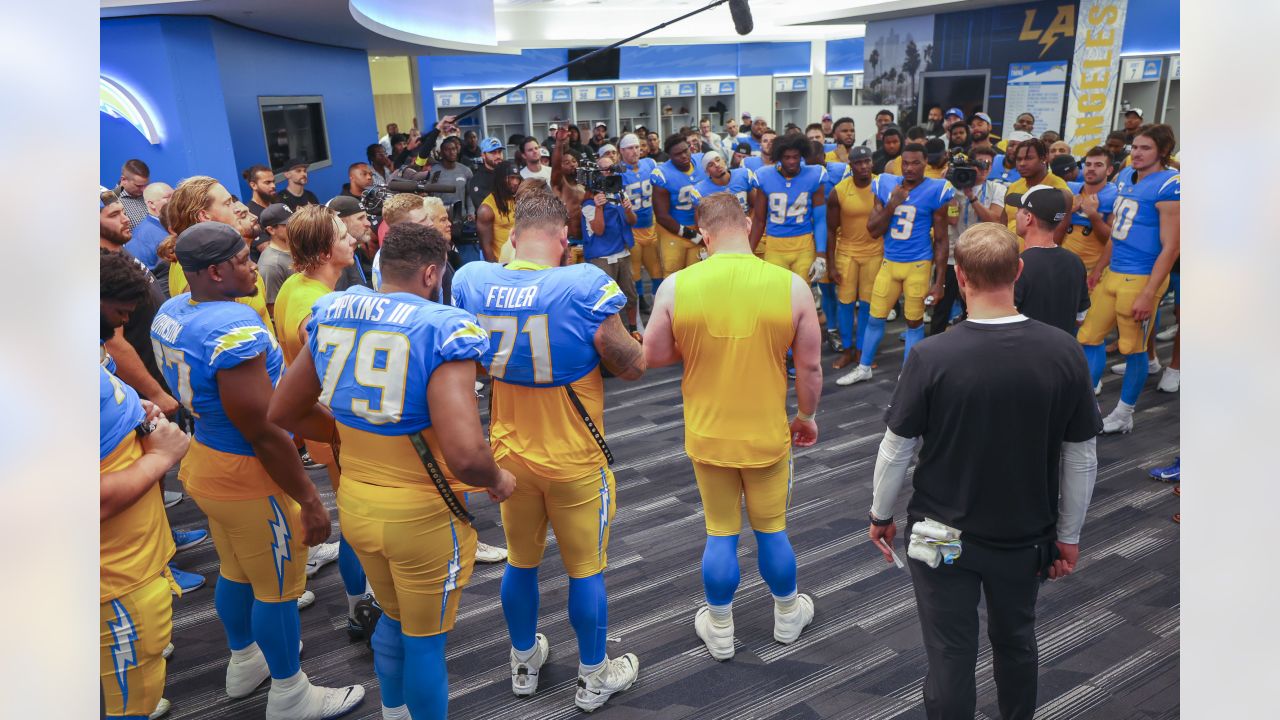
[{"x1": 729, "y1": 0, "x2": 753, "y2": 35}]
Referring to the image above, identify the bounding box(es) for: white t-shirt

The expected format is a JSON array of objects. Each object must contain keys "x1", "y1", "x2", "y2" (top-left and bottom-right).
[{"x1": 520, "y1": 165, "x2": 552, "y2": 184}]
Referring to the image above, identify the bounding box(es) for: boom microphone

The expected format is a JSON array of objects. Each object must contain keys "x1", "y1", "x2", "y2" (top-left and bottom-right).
[
  {"x1": 729, "y1": 0, "x2": 753, "y2": 35},
  {"x1": 386, "y1": 178, "x2": 456, "y2": 194}
]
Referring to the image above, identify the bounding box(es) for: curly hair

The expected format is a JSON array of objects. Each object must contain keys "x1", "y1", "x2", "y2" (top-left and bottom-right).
[{"x1": 100, "y1": 249, "x2": 151, "y2": 303}]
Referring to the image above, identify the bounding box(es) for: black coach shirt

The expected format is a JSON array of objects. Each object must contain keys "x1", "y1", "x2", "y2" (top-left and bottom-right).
[
  {"x1": 277, "y1": 188, "x2": 319, "y2": 211},
  {"x1": 1014, "y1": 246, "x2": 1090, "y2": 337},
  {"x1": 885, "y1": 317, "x2": 1102, "y2": 548}
]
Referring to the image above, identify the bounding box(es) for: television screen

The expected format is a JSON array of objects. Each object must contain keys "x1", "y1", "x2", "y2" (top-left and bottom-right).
[
  {"x1": 568, "y1": 48, "x2": 621, "y2": 82},
  {"x1": 259, "y1": 96, "x2": 331, "y2": 174}
]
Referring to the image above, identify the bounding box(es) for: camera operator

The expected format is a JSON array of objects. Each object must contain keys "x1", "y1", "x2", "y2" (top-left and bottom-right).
[
  {"x1": 931, "y1": 146, "x2": 1005, "y2": 335},
  {"x1": 581, "y1": 154, "x2": 640, "y2": 331},
  {"x1": 551, "y1": 126, "x2": 587, "y2": 244}
]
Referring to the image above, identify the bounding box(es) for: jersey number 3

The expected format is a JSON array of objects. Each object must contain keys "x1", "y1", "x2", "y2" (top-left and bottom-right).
[
  {"x1": 889, "y1": 205, "x2": 917, "y2": 241},
  {"x1": 316, "y1": 327, "x2": 410, "y2": 425}
]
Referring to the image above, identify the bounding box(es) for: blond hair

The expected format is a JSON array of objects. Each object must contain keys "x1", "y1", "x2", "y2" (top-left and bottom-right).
[
  {"x1": 157, "y1": 175, "x2": 220, "y2": 263},
  {"x1": 286, "y1": 205, "x2": 342, "y2": 274},
  {"x1": 954, "y1": 222, "x2": 1020, "y2": 290},
  {"x1": 420, "y1": 196, "x2": 446, "y2": 217},
  {"x1": 512, "y1": 188, "x2": 567, "y2": 238},
  {"x1": 381, "y1": 193, "x2": 425, "y2": 226},
  {"x1": 695, "y1": 192, "x2": 749, "y2": 233}
]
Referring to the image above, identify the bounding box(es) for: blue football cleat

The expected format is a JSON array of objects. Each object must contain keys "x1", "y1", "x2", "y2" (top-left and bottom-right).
[
  {"x1": 168, "y1": 564, "x2": 206, "y2": 594},
  {"x1": 1149, "y1": 457, "x2": 1180, "y2": 482},
  {"x1": 172, "y1": 528, "x2": 209, "y2": 552}
]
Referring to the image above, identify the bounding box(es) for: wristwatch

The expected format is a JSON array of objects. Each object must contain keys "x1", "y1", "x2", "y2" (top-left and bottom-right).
[{"x1": 868, "y1": 513, "x2": 894, "y2": 527}]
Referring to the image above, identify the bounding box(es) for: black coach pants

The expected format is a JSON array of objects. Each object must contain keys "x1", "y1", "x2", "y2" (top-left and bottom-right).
[
  {"x1": 929, "y1": 264, "x2": 963, "y2": 335},
  {"x1": 906, "y1": 520, "x2": 1043, "y2": 720}
]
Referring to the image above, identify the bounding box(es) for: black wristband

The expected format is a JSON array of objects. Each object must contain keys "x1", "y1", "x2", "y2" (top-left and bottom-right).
[{"x1": 868, "y1": 513, "x2": 894, "y2": 527}]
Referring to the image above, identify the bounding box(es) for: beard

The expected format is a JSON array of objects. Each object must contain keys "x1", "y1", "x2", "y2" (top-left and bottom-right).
[
  {"x1": 101, "y1": 225, "x2": 132, "y2": 247},
  {"x1": 972, "y1": 130, "x2": 989, "y2": 142}
]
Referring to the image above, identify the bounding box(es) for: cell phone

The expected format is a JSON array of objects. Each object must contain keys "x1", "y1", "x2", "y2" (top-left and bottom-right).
[{"x1": 877, "y1": 538, "x2": 905, "y2": 569}]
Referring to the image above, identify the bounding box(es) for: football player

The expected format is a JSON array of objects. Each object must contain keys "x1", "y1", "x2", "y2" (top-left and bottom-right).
[
  {"x1": 751, "y1": 133, "x2": 828, "y2": 282},
  {"x1": 452, "y1": 189, "x2": 647, "y2": 713},
  {"x1": 100, "y1": 250, "x2": 191, "y2": 720},
  {"x1": 691, "y1": 150, "x2": 759, "y2": 215},
  {"x1": 651, "y1": 133, "x2": 709, "y2": 276},
  {"x1": 1065, "y1": 146, "x2": 1119, "y2": 279},
  {"x1": 837, "y1": 143, "x2": 956, "y2": 385},
  {"x1": 825, "y1": 146, "x2": 882, "y2": 368},
  {"x1": 150, "y1": 222, "x2": 364, "y2": 718},
  {"x1": 618, "y1": 133, "x2": 662, "y2": 312},
  {"x1": 643, "y1": 193, "x2": 823, "y2": 661},
  {"x1": 1077, "y1": 124, "x2": 1180, "y2": 434},
  {"x1": 270, "y1": 222, "x2": 515, "y2": 720}
]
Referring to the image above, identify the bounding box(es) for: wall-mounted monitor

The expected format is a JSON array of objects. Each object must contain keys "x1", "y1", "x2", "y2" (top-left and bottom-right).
[
  {"x1": 567, "y1": 48, "x2": 621, "y2": 82},
  {"x1": 258, "y1": 96, "x2": 332, "y2": 175}
]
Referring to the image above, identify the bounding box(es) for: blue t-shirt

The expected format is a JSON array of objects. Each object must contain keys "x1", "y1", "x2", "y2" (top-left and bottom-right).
[
  {"x1": 737, "y1": 134, "x2": 762, "y2": 155},
  {"x1": 580, "y1": 198, "x2": 635, "y2": 259},
  {"x1": 124, "y1": 214, "x2": 166, "y2": 270},
  {"x1": 452, "y1": 262, "x2": 627, "y2": 388},
  {"x1": 1109, "y1": 167, "x2": 1179, "y2": 275},
  {"x1": 307, "y1": 286, "x2": 488, "y2": 435},
  {"x1": 651, "y1": 160, "x2": 707, "y2": 227},
  {"x1": 756, "y1": 164, "x2": 828, "y2": 238},
  {"x1": 100, "y1": 366, "x2": 145, "y2": 460},
  {"x1": 1067, "y1": 180, "x2": 1119, "y2": 233},
  {"x1": 991, "y1": 155, "x2": 1021, "y2": 185},
  {"x1": 692, "y1": 168, "x2": 758, "y2": 215},
  {"x1": 150, "y1": 296, "x2": 284, "y2": 455},
  {"x1": 619, "y1": 158, "x2": 658, "y2": 229},
  {"x1": 873, "y1": 175, "x2": 957, "y2": 263}
]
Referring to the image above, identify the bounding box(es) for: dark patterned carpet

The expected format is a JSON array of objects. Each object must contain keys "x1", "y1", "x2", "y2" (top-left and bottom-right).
[{"x1": 158, "y1": 314, "x2": 1180, "y2": 719}]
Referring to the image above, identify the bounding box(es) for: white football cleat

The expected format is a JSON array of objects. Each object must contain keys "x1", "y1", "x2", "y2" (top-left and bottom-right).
[
  {"x1": 149, "y1": 697, "x2": 171, "y2": 719},
  {"x1": 297, "y1": 590, "x2": 316, "y2": 610},
  {"x1": 1158, "y1": 367, "x2": 1179, "y2": 393},
  {"x1": 1101, "y1": 406, "x2": 1135, "y2": 434},
  {"x1": 510, "y1": 633, "x2": 550, "y2": 696},
  {"x1": 694, "y1": 607, "x2": 735, "y2": 661},
  {"x1": 306, "y1": 542, "x2": 340, "y2": 577},
  {"x1": 773, "y1": 593, "x2": 815, "y2": 644},
  {"x1": 162, "y1": 642, "x2": 174, "y2": 659},
  {"x1": 265, "y1": 672, "x2": 365, "y2": 720},
  {"x1": 475, "y1": 541, "x2": 508, "y2": 564},
  {"x1": 1110, "y1": 358, "x2": 1161, "y2": 376},
  {"x1": 1094, "y1": 379, "x2": 1102, "y2": 396},
  {"x1": 226, "y1": 644, "x2": 271, "y2": 699},
  {"x1": 835, "y1": 364, "x2": 873, "y2": 386},
  {"x1": 886, "y1": 308, "x2": 898, "y2": 321},
  {"x1": 575, "y1": 654, "x2": 639, "y2": 713},
  {"x1": 163, "y1": 490, "x2": 183, "y2": 508},
  {"x1": 1156, "y1": 323, "x2": 1179, "y2": 341}
]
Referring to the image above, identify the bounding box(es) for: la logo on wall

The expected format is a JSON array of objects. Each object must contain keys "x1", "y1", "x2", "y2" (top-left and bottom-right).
[
  {"x1": 1018, "y1": 4, "x2": 1077, "y2": 58},
  {"x1": 100, "y1": 75, "x2": 161, "y2": 145}
]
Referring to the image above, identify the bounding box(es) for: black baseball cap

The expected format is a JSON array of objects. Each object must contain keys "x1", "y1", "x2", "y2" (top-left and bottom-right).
[
  {"x1": 259, "y1": 203, "x2": 293, "y2": 228},
  {"x1": 175, "y1": 221, "x2": 245, "y2": 269},
  {"x1": 1006, "y1": 185, "x2": 1068, "y2": 224},
  {"x1": 326, "y1": 195, "x2": 363, "y2": 218},
  {"x1": 849, "y1": 146, "x2": 873, "y2": 162},
  {"x1": 734, "y1": 141, "x2": 752, "y2": 154},
  {"x1": 1049, "y1": 154, "x2": 1078, "y2": 178},
  {"x1": 283, "y1": 157, "x2": 308, "y2": 171}
]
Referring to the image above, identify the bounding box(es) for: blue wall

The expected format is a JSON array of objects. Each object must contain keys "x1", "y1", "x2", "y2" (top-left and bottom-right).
[
  {"x1": 1121, "y1": 0, "x2": 1180, "y2": 54},
  {"x1": 101, "y1": 16, "x2": 377, "y2": 202},
  {"x1": 826, "y1": 38, "x2": 865, "y2": 72},
  {"x1": 421, "y1": 41, "x2": 817, "y2": 95}
]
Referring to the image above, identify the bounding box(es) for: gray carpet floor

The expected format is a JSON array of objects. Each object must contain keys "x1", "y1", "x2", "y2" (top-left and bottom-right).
[{"x1": 157, "y1": 316, "x2": 1180, "y2": 719}]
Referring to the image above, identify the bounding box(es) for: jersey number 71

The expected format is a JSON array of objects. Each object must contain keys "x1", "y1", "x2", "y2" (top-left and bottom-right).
[{"x1": 477, "y1": 314, "x2": 552, "y2": 383}]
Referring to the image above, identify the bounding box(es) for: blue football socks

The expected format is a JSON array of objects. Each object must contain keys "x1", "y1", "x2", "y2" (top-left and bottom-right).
[
  {"x1": 567, "y1": 573, "x2": 609, "y2": 666},
  {"x1": 701, "y1": 534, "x2": 742, "y2": 607},
  {"x1": 500, "y1": 564, "x2": 540, "y2": 653}
]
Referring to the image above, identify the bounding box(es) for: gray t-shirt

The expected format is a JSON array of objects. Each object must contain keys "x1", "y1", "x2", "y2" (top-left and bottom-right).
[
  {"x1": 428, "y1": 163, "x2": 475, "y2": 217},
  {"x1": 257, "y1": 245, "x2": 295, "y2": 303}
]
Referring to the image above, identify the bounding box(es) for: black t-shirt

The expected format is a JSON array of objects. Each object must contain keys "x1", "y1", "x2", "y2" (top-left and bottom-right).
[
  {"x1": 1014, "y1": 246, "x2": 1090, "y2": 337},
  {"x1": 247, "y1": 198, "x2": 271, "y2": 219},
  {"x1": 277, "y1": 188, "x2": 319, "y2": 211},
  {"x1": 108, "y1": 248, "x2": 170, "y2": 396},
  {"x1": 885, "y1": 318, "x2": 1102, "y2": 548},
  {"x1": 468, "y1": 165, "x2": 496, "y2": 217}
]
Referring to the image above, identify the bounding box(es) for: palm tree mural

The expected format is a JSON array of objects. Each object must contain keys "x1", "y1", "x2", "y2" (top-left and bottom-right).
[{"x1": 902, "y1": 39, "x2": 921, "y2": 105}]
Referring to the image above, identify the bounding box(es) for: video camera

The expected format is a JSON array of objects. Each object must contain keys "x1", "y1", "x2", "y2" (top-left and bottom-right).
[
  {"x1": 575, "y1": 155, "x2": 625, "y2": 203},
  {"x1": 945, "y1": 148, "x2": 982, "y2": 191},
  {"x1": 359, "y1": 178, "x2": 457, "y2": 218}
]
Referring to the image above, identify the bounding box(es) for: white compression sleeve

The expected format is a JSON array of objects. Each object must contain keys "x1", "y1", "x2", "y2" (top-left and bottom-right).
[
  {"x1": 1057, "y1": 438, "x2": 1098, "y2": 544},
  {"x1": 870, "y1": 428, "x2": 920, "y2": 521}
]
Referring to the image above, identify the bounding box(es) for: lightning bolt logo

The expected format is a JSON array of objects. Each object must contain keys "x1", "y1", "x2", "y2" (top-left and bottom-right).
[
  {"x1": 107, "y1": 599, "x2": 138, "y2": 710},
  {"x1": 443, "y1": 320, "x2": 488, "y2": 348},
  {"x1": 440, "y1": 518, "x2": 461, "y2": 626},
  {"x1": 266, "y1": 496, "x2": 292, "y2": 596},
  {"x1": 592, "y1": 280, "x2": 624, "y2": 312},
  {"x1": 210, "y1": 325, "x2": 268, "y2": 363},
  {"x1": 597, "y1": 469, "x2": 610, "y2": 563}
]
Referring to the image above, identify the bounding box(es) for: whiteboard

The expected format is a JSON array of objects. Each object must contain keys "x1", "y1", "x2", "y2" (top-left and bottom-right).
[{"x1": 832, "y1": 104, "x2": 899, "y2": 144}]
